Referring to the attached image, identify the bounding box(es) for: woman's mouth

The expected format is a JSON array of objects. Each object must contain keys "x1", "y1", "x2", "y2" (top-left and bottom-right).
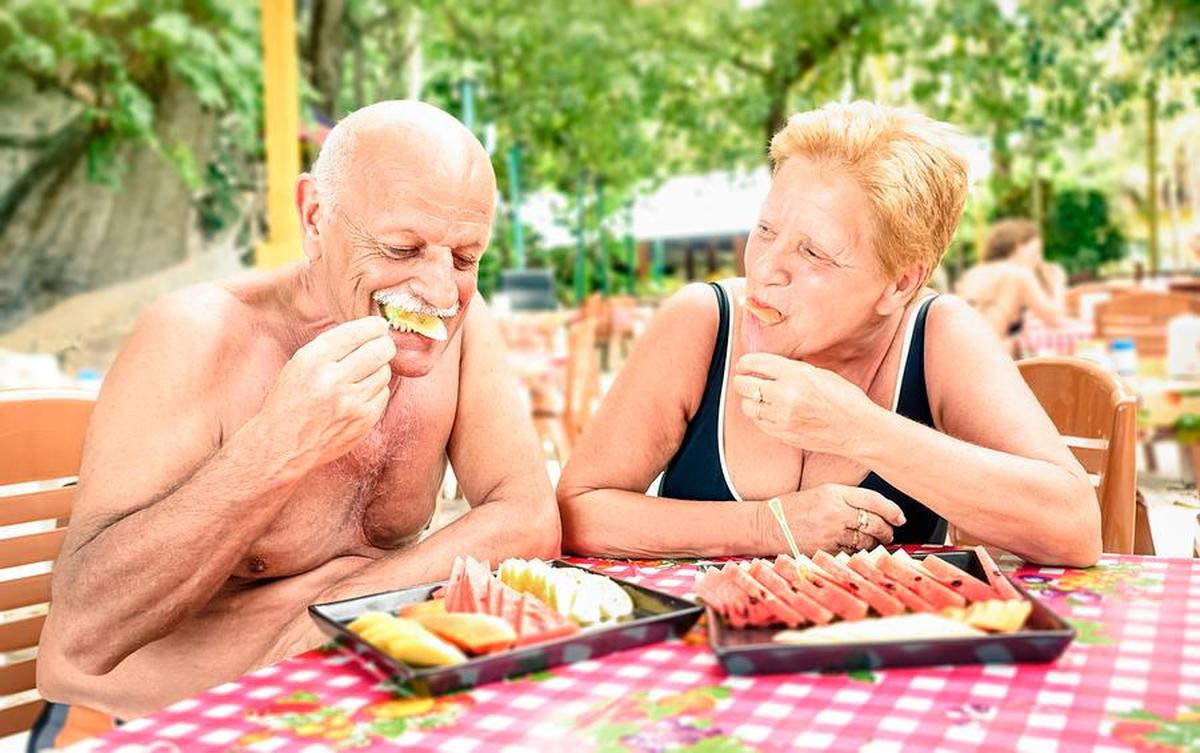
[
  {"x1": 377, "y1": 300, "x2": 449, "y2": 341},
  {"x1": 741, "y1": 296, "x2": 783, "y2": 325}
]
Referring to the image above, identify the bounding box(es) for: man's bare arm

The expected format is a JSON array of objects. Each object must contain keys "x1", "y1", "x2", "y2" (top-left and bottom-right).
[
  {"x1": 44, "y1": 291, "x2": 395, "y2": 674},
  {"x1": 270, "y1": 297, "x2": 559, "y2": 655}
]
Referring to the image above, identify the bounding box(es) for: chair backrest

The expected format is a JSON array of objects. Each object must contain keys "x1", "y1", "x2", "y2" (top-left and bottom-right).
[
  {"x1": 1095, "y1": 292, "x2": 1200, "y2": 357},
  {"x1": 0, "y1": 389, "x2": 96, "y2": 737},
  {"x1": 953, "y1": 358, "x2": 1136, "y2": 554},
  {"x1": 1064, "y1": 281, "x2": 1132, "y2": 318},
  {"x1": 564, "y1": 316, "x2": 601, "y2": 441}
]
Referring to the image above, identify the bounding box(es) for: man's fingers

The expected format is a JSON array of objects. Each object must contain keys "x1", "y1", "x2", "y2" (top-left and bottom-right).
[
  {"x1": 847, "y1": 489, "x2": 906, "y2": 528},
  {"x1": 340, "y1": 334, "x2": 397, "y2": 381},
  {"x1": 306, "y1": 316, "x2": 390, "y2": 361},
  {"x1": 356, "y1": 362, "x2": 392, "y2": 395}
]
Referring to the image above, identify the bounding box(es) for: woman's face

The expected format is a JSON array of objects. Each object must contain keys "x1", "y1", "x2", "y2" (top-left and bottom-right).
[{"x1": 741, "y1": 156, "x2": 892, "y2": 358}]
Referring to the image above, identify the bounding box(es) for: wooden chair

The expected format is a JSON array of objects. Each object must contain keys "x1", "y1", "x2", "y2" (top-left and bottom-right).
[
  {"x1": 0, "y1": 389, "x2": 96, "y2": 737},
  {"x1": 1094, "y1": 292, "x2": 1200, "y2": 357},
  {"x1": 951, "y1": 357, "x2": 1138, "y2": 554},
  {"x1": 1064, "y1": 281, "x2": 1132, "y2": 318},
  {"x1": 564, "y1": 313, "x2": 602, "y2": 445}
]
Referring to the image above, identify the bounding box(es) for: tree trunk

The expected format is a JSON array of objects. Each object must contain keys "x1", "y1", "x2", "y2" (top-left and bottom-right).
[
  {"x1": 1147, "y1": 80, "x2": 1159, "y2": 276},
  {"x1": 307, "y1": 0, "x2": 347, "y2": 119},
  {"x1": 0, "y1": 79, "x2": 217, "y2": 333}
]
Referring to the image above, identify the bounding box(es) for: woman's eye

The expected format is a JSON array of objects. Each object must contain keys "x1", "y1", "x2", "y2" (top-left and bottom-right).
[
  {"x1": 384, "y1": 246, "x2": 419, "y2": 259},
  {"x1": 454, "y1": 256, "x2": 478, "y2": 270},
  {"x1": 757, "y1": 223, "x2": 773, "y2": 237}
]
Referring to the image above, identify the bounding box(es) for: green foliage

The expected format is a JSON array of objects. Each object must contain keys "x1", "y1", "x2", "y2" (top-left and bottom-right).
[
  {"x1": 1043, "y1": 187, "x2": 1127, "y2": 276},
  {"x1": 0, "y1": 0, "x2": 260, "y2": 189}
]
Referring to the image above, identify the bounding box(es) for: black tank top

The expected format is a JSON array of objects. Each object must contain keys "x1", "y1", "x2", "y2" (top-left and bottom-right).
[{"x1": 658, "y1": 283, "x2": 947, "y2": 544}]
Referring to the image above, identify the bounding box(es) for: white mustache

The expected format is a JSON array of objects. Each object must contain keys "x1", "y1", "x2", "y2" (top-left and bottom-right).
[{"x1": 373, "y1": 290, "x2": 459, "y2": 318}]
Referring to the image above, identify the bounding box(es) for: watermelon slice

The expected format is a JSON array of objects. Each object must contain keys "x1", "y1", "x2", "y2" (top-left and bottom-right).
[
  {"x1": 514, "y1": 597, "x2": 580, "y2": 646},
  {"x1": 876, "y1": 552, "x2": 966, "y2": 609},
  {"x1": 772, "y1": 556, "x2": 852, "y2": 622},
  {"x1": 708, "y1": 569, "x2": 750, "y2": 628},
  {"x1": 920, "y1": 554, "x2": 998, "y2": 603},
  {"x1": 723, "y1": 563, "x2": 801, "y2": 627},
  {"x1": 973, "y1": 546, "x2": 1022, "y2": 601},
  {"x1": 811, "y1": 550, "x2": 905, "y2": 617},
  {"x1": 745, "y1": 559, "x2": 827, "y2": 626},
  {"x1": 847, "y1": 552, "x2": 937, "y2": 613},
  {"x1": 784, "y1": 556, "x2": 870, "y2": 620}
]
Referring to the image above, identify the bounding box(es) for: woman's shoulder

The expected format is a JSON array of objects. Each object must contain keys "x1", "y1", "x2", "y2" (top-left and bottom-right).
[{"x1": 650, "y1": 280, "x2": 728, "y2": 335}]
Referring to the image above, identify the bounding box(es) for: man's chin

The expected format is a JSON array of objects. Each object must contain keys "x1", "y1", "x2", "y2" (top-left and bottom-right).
[{"x1": 387, "y1": 347, "x2": 444, "y2": 378}]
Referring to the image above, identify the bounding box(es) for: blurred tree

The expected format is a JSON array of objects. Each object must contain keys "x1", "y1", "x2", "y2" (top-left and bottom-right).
[{"x1": 0, "y1": 0, "x2": 261, "y2": 331}]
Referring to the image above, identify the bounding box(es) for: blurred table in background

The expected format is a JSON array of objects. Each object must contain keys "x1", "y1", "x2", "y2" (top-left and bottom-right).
[{"x1": 1019, "y1": 317, "x2": 1095, "y2": 358}]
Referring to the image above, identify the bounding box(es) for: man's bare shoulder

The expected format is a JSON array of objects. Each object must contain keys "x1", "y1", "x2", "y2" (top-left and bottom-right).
[{"x1": 109, "y1": 282, "x2": 261, "y2": 391}]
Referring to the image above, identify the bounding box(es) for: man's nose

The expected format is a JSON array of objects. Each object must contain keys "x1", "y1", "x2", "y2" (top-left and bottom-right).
[{"x1": 409, "y1": 248, "x2": 460, "y2": 310}]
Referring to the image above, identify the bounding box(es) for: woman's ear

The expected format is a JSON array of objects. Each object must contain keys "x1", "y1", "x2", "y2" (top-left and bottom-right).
[
  {"x1": 296, "y1": 173, "x2": 323, "y2": 262},
  {"x1": 877, "y1": 263, "x2": 928, "y2": 315}
]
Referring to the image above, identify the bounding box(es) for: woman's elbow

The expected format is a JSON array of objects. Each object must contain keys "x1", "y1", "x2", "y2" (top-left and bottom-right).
[
  {"x1": 556, "y1": 484, "x2": 600, "y2": 556},
  {"x1": 1047, "y1": 478, "x2": 1102, "y2": 568}
]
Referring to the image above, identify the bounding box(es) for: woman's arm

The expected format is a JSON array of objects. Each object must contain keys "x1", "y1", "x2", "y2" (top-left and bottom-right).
[
  {"x1": 558, "y1": 284, "x2": 770, "y2": 558},
  {"x1": 855, "y1": 297, "x2": 1099, "y2": 566}
]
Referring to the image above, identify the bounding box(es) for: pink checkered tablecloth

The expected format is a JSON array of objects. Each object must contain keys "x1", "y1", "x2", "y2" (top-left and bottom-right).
[
  {"x1": 1019, "y1": 318, "x2": 1096, "y2": 358},
  {"x1": 72, "y1": 551, "x2": 1200, "y2": 752}
]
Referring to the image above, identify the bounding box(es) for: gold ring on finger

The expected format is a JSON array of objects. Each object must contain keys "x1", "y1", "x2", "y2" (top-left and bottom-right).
[
  {"x1": 857, "y1": 507, "x2": 869, "y2": 531},
  {"x1": 753, "y1": 384, "x2": 764, "y2": 404},
  {"x1": 755, "y1": 400, "x2": 763, "y2": 420}
]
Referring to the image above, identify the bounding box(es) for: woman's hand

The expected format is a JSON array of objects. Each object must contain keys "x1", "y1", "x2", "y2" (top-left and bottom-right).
[
  {"x1": 733, "y1": 352, "x2": 881, "y2": 456},
  {"x1": 759, "y1": 484, "x2": 906, "y2": 555}
]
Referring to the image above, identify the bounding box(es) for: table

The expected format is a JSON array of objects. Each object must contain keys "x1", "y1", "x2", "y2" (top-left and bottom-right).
[
  {"x1": 1019, "y1": 317, "x2": 1096, "y2": 358},
  {"x1": 74, "y1": 552, "x2": 1200, "y2": 752}
]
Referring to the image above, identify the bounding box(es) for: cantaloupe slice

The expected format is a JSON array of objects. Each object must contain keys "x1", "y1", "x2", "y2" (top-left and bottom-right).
[{"x1": 412, "y1": 612, "x2": 517, "y2": 654}]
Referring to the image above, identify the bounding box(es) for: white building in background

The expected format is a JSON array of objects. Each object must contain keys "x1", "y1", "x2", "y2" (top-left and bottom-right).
[{"x1": 518, "y1": 169, "x2": 771, "y2": 279}]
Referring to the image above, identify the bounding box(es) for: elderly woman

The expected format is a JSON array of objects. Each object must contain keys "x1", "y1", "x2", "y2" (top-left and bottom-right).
[{"x1": 557, "y1": 102, "x2": 1100, "y2": 568}]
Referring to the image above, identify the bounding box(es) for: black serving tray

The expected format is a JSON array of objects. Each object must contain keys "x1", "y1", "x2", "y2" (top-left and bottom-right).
[
  {"x1": 310, "y1": 560, "x2": 703, "y2": 694},
  {"x1": 706, "y1": 549, "x2": 1075, "y2": 676}
]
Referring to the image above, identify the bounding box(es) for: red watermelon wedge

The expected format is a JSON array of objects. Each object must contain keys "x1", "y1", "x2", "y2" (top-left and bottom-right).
[
  {"x1": 973, "y1": 546, "x2": 1022, "y2": 601},
  {"x1": 876, "y1": 552, "x2": 966, "y2": 609},
  {"x1": 847, "y1": 552, "x2": 937, "y2": 613},
  {"x1": 920, "y1": 554, "x2": 998, "y2": 603},
  {"x1": 811, "y1": 550, "x2": 906, "y2": 617}
]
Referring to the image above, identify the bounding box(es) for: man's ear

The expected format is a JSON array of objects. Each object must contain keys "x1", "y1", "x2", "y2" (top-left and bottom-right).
[
  {"x1": 876, "y1": 262, "x2": 928, "y2": 315},
  {"x1": 296, "y1": 173, "x2": 323, "y2": 262}
]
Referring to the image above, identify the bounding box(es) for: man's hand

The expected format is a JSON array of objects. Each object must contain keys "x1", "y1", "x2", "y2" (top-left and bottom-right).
[{"x1": 257, "y1": 316, "x2": 396, "y2": 471}]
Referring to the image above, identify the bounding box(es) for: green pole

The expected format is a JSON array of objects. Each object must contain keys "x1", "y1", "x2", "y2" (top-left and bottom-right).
[
  {"x1": 507, "y1": 144, "x2": 525, "y2": 270},
  {"x1": 625, "y1": 201, "x2": 636, "y2": 294},
  {"x1": 460, "y1": 79, "x2": 475, "y2": 132},
  {"x1": 574, "y1": 174, "x2": 587, "y2": 306},
  {"x1": 652, "y1": 237, "x2": 665, "y2": 286},
  {"x1": 596, "y1": 179, "x2": 609, "y2": 295}
]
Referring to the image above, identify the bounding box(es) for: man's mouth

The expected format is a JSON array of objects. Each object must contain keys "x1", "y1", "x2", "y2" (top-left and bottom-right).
[
  {"x1": 378, "y1": 300, "x2": 449, "y2": 341},
  {"x1": 741, "y1": 296, "x2": 784, "y2": 325}
]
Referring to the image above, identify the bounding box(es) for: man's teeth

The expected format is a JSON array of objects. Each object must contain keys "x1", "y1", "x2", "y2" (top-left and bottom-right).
[{"x1": 379, "y1": 302, "x2": 449, "y2": 341}]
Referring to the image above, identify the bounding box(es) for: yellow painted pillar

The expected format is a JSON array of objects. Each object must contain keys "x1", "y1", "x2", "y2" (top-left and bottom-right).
[{"x1": 258, "y1": 0, "x2": 302, "y2": 268}]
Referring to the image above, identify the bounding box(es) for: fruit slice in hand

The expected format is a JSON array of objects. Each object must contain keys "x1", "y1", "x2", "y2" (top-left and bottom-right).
[{"x1": 382, "y1": 305, "x2": 449, "y2": 341}]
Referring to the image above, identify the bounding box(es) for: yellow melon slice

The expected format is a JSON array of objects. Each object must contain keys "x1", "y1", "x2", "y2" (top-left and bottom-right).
[{"x1": 411, "y1": 612, "x2": 517, "y2": 655}]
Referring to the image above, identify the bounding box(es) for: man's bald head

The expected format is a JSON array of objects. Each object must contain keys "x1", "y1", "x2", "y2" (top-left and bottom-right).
[{"x1": 311, "y1": 100, "x2": 496, "y2": 218}]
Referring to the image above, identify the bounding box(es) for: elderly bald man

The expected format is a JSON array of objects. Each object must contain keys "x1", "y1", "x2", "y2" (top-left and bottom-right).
[{"x1": 33, "y1": 101, "x2": 560, "y2": 743}]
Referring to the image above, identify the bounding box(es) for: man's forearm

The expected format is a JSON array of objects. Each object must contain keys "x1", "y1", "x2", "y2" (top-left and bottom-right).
[
  {"x1": 52, "y1": 415, "x2": 308, "y2": 674},
  {"x1": 313, "y1": 495, "x2": 559, "y2": 604}
]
